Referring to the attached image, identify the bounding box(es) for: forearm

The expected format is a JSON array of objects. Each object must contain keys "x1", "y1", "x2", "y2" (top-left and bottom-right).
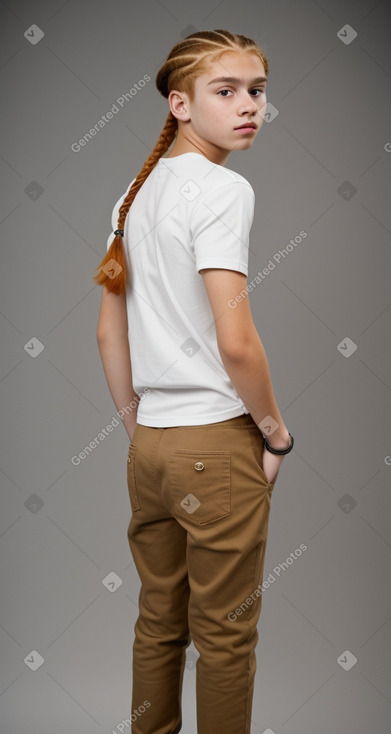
[
  {"x1": 220, "y1": 338, "x2": 290, "y2": 448},
  {"x1": 97, "y1": 335, "x2": 139, "y2": 440}
]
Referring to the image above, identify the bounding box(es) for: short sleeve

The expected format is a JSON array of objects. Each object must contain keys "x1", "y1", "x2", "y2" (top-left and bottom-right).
[
  {"x1": 189, "y1": 181, "x2": 255, "y2": 276},
  {"x1": 106, "y1": 177, "x2": 137, "y2": 251}
]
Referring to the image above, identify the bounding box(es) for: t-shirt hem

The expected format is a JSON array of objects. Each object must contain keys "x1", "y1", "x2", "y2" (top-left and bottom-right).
[{"x1": 136, "y1": 404, "x2": 249, "y2": 427}]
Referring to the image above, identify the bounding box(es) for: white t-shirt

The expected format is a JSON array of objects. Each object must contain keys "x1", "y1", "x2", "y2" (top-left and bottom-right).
[{"x1": 106, "y1": 151, "x2": 255, "y2": 427}]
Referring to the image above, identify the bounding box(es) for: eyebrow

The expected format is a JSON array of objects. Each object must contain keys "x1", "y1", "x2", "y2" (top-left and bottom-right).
[{"x1": 207, "y1": 76, "x2": 267, "y2": 86}]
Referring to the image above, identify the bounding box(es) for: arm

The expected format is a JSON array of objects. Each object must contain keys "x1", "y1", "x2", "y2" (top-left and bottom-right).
[
  {"x1": 201, "y1": 268, "x2": 290, "y2": 481},
  {"x1": 96, "y1": 286, "x2": 139, "y2": 441}
]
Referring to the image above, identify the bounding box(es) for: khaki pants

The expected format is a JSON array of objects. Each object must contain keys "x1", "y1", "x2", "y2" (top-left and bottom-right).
[{"x1": 126, "y1": 412, "x2": 279, "y2": 734}]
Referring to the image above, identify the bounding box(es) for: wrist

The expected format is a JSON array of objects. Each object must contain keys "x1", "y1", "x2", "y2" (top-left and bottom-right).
[
  {"x1": 265, "y1": 428, "x2": 291, "y2": 450},
  {"x1": 263, "y1": 429, "x2": 294, "y2": 455}
]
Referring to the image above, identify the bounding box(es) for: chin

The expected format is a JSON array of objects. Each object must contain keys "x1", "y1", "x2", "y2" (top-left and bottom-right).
[{"x1": 237, "y1": 140, "x2": 255, "y2": 148}]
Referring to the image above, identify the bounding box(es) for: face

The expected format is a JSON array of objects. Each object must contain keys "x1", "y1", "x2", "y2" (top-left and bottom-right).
[{"x1": 168, "y1": 50, "x2": 267, "y2": 164}]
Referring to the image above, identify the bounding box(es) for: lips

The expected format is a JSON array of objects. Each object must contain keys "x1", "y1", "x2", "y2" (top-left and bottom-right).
[{"x1": 235, "y1": 123, "x2": 257, "y2": 129}]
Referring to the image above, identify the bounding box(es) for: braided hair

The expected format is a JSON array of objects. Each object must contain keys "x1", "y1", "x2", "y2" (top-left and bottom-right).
[{"x1": 92, "y1": 29, "x2": 268, "y2": 294}]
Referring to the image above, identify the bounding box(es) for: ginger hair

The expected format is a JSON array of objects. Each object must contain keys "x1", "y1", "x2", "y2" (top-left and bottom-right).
[{"x1": 92, "y1": 29, "x2": 268, "y2": 295}]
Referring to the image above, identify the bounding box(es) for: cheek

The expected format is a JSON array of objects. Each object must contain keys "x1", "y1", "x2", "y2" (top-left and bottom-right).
[
  {"x1": 210, "y1": 102, "x2": 230, "y2": 123},
  {"x1": 198, "y1": 106, "x2": 224, "y2": 128}
]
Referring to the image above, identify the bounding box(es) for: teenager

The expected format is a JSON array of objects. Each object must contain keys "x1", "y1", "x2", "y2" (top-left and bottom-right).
[{"x1": 94, "y1": 29, "x2": 294, "y2": 734}]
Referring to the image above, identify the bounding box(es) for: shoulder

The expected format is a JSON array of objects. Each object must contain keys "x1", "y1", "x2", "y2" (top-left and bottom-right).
[
  {"x1": 193, "y1": 158, "x2": 254, "y2": 201},
  {"x1": 215, "y1": 164, "x2": 254, "y2": 191},
  {"x1": 188, "y1": 162, "x2": 255, "y2": 227}
]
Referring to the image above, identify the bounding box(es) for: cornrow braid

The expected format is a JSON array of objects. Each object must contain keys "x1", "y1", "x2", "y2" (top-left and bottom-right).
[{"x1": 92, "y1": 29, "x2": 268, "y2": 295}]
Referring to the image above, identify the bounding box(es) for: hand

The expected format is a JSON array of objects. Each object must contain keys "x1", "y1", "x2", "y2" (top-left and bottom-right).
[
  {"x1": 127, "y1": 424, "x2": 137, "y2": 444},
  {"x1": 262, "y1": 445, "x2": 285, "y2": 485}
]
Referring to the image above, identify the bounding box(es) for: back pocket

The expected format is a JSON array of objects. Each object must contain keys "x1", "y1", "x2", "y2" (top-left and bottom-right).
[
  {"x1": 127, "y1": 443, "x2": 141, "y2": 512},
  {"x1": 169, "y1": 449, "x2": 231, "y2": 525}
]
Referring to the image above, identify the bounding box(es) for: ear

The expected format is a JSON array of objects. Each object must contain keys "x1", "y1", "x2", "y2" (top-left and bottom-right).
[{"x1": 167, "y1": 90, "x2": 190, "y2": 122}]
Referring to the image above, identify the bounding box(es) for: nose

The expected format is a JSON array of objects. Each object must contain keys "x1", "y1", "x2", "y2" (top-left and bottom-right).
[{"x1": 238, "y1": 90, "x2": 260, "y2": 116}]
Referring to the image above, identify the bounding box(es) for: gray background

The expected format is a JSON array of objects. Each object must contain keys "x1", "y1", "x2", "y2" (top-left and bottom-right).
[{"x1": 1, "y1": 0, "x2": 390, "y2": 732}]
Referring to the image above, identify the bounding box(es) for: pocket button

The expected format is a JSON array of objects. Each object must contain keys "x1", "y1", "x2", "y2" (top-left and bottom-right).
[{"x1": 194, "y1": 461, "x2": 204, "y2": 471}]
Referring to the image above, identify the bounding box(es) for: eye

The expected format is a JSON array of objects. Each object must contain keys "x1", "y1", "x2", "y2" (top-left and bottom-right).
[{"x1": 217, "y1": 88, "x2": 266, "y2": 97}]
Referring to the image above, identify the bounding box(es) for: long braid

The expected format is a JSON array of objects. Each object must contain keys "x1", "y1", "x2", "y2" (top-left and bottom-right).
[
  {"x1": 92, "y1": 29, "x2": 268, "y2": 295},
  {"x1": 92, "y1": 111, "x2": 177, "y2": 294}
]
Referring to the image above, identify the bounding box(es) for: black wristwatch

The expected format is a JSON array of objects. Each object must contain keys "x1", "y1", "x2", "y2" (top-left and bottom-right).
[{"x1": 263, "y1": 432, "x2": 294, "y2": 455}]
